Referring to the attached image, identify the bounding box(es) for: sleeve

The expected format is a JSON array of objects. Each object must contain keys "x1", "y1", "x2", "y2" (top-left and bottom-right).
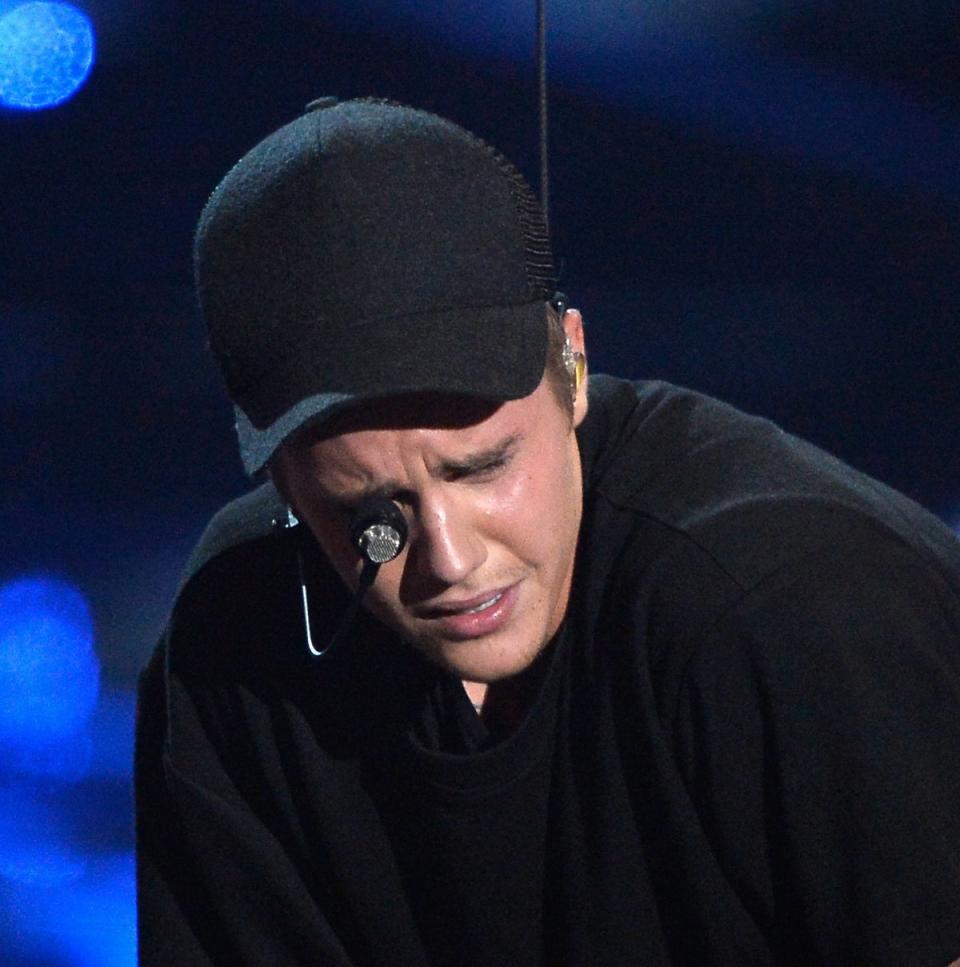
[
  {"x1": 673, "y1": 529, "x2": 960, "y2": 967},
  {"x1": 134, "y1": 638, "x2": 356, "y2": 967}
]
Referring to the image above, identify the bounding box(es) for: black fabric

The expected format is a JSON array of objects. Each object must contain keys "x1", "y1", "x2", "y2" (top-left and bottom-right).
[
  {"x1": 193, "y1": 98, "x2": 555, "y2": 475},
  {"x1": 136, "y1": 376, "x2": 960, "y2": 966}
]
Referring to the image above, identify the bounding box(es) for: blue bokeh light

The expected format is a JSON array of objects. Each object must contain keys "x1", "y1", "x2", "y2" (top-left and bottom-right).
[
  {"x1": 0, "y1": 575, "x2": 100, "y2": 753},
  {"x1": 2, "y1": 851, "x2": 135, "y2": 965},
  {"x1": 0, "y1": 783, "x2": 87, "y2": 886},
  {"x1": 48, "y1": 852, "x2": 137, "y2": 966},
  {"x1": 0, "y1": 2, "x2": 95, "y2": 110}
]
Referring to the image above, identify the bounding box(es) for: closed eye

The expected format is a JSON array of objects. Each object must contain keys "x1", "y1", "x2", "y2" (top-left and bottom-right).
[
  {"x1": 441, "y1": 433, "x2": 520, "y2": 482},
  {"x1": 450, "y1": 454, "x2": 509, "y2": 482}
]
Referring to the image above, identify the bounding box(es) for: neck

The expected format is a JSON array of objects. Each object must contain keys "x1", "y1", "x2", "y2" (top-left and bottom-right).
[
  {"x1": 461, "y1": 651, "x2": 551, "y2": 738},
  {"x1": 462, "y1": 679, "x2": 487, "y2": 711}
]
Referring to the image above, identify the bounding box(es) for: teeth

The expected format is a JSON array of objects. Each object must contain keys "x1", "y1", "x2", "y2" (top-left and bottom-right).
[{"x1": 463, "y1": 592, "x2": 502, "y2": 614}]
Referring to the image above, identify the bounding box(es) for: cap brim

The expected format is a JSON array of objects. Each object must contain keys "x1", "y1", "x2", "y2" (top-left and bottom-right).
[{"x1": 237, "y1": 301, "x2": 548, "y2": 477}]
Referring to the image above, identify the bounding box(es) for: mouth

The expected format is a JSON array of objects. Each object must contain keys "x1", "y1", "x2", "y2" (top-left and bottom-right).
[
  {"x1": 461, "y1": 591, "x2": 503, "y2": 614},
  {"x1": 427, "y1": 588, "x2": 506, "y2": 616},
  {"x1": 419, "y1": 584, "x2": 519, "y2": 640}
]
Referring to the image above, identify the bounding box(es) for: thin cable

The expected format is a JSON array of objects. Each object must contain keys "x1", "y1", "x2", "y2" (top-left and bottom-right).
[
  {"x1": 300, "y1": 553, "x2": 379, "y2": 658},
  {"x1": 536, "y1": 0, "x2": 549, "y2": 239}
]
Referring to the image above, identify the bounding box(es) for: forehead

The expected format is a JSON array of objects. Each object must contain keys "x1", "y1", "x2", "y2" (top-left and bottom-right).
[{"x1": 283, "y1": 392, "x2": 508, "y2": 472}]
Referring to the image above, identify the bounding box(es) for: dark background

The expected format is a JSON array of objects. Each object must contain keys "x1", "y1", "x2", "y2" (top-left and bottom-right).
[{"x1": 2, "y1": 1, "x2": 958, "y2": 962}]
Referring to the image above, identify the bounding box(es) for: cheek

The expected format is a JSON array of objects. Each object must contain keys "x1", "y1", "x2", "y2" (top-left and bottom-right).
[
  {"x1": 362, "y1": 564, "x2": 406, "y2": 621},
  {"x1": 485, "y1": 454, "x2": 579, "y2": 563}
]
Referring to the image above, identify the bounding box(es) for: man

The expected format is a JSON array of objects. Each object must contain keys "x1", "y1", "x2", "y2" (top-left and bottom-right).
[{"x1": 136, "y1": 98, "x2": 960, "y2": 965}]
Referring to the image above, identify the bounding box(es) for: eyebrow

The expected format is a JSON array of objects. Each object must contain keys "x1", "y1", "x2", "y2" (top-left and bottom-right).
[{"x1": 329, "y1": 431, "x2": 522, "y2": 506}]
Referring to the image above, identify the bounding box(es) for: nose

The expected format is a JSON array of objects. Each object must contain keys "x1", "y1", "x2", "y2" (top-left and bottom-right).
[{"x1": 409, "y1": 491, "x2": 486, "y2": 587}]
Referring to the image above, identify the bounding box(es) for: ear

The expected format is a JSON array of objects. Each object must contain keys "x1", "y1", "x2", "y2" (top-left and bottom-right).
[{"x1": 562, "y1": 307, "x2": 588, "y2": 427}]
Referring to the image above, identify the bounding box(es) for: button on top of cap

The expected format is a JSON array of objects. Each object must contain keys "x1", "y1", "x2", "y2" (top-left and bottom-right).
[{"x1": 304, "y1": 96, "x2": 339, "y2": 112}]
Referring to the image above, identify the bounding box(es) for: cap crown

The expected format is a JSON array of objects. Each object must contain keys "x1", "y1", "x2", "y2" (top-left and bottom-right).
[{"x1": 195, "y1": 99, "x2": 555, "y2": 438}]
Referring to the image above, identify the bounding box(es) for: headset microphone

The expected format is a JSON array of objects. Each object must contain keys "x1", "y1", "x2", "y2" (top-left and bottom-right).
[
  {"x1": 282, "y1": 495, "x2": 408, "y2": 659},
  {"x1": 350, "y1": 495, "x2": 408, "y2": 565}
]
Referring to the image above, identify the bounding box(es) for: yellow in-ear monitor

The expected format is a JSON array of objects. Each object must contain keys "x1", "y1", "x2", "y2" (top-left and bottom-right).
[
  {"x1": 562, "y1": 335, "x2": 585, "y2": 396},
  {"x1": 573, "y1": 352, "x2": 585, "y2": 394}
]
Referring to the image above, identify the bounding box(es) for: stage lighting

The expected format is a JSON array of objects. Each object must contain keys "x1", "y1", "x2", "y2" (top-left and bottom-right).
[
  {"x1": 0, "y1": 575, "x2": 100, "y2": 755},
  {"x1": 0, "y1": 783, "x2": 87, "y2": 886},
  {"x1": 0, "y1": 2, "x2": 94, "y2": 110},
  {"x1": 41, "y1": 853, "x2": 136, "y2": 966}
]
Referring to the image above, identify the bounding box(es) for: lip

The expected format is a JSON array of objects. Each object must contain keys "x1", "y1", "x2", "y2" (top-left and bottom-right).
[{"x1": 420, "y1": 583, "x2": 519, "y2": 640}]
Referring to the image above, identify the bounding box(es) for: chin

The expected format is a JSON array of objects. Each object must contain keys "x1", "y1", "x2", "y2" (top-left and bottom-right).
[{"x1": 423, "y1": 633, "x2": 549, "y2": 684}]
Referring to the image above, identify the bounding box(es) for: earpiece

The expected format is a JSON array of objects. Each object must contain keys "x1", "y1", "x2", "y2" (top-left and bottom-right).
[
  {"x1": 562, "y1": 336, "x2": 585, "y2": 396},
  {"x1": 552, "y1": 291, "x2": 585, "y2": 397}
]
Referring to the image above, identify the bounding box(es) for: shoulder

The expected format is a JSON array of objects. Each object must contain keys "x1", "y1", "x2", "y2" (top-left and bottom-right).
[
  {"x1": 583, "y1": 375, "x2": 960, "y2": 594},
  {"x1": 148, "y1": 481, "x2": 342, "y2": 691},
  {"x1": 179, "y1": 481, "x2": 288, "y2": 589},
  {"x1": 696, "y1": 522, "x2": 960, "y2": 679},
  {"x1": 157, "y1": 482, "x2": 302, "y2": 673},
  {"x1": 578, "y1": 377, "x2": 960, "y2": 692}
]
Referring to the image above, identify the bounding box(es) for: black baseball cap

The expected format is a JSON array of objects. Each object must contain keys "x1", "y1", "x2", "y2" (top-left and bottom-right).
[{"x1": 194, "y1": 97, "x2": 557, "y2": 476}]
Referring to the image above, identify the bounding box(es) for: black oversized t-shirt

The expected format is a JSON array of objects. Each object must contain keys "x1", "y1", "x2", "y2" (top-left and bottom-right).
[{"x1": 136, "y1": 376, "x2": 960, "y2": 965}]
